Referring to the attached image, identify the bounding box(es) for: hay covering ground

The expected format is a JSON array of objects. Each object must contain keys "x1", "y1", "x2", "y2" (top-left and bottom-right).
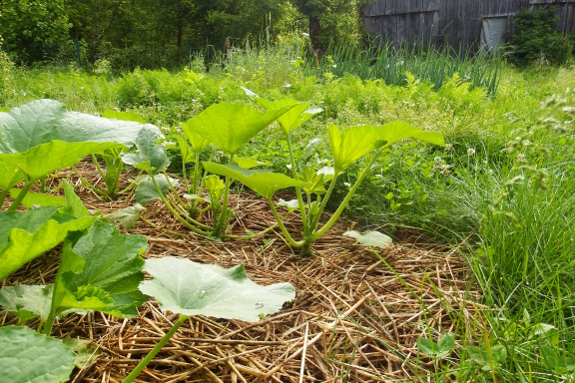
[{"x1": 1, "y1": 162, "x2": 480, "y2": 382}]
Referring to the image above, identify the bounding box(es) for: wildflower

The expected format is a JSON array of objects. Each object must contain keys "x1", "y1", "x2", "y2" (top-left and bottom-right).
[
  {"x1": 517, "y1": 153, "x2": 526, "y2": 162},
  {"x1": 444, "y1": 143, "x2": 453, "y2": 152},
  {"x1": 441, "y1": 164, "x2": 450, "y2": 175},
  {"x1": 434, "y1": 156, "x2": 443, "y2": 165},
  {"x1": 467, "y1": 148, "x2": 475, "y2": 157},
  {"x1": 216, "y1": 151, "x2": 224, "y2": 159}
]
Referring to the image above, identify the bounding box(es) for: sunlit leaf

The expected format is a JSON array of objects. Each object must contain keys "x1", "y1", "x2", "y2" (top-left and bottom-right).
[
  {"x1": 122, "y1": 126, "x2": 169, "y2": 175},
  {"x1": 203, "y1": 162, "x2": 306, "y2": 200},
  {"x1": 181, "y1": 122, "x2": 211, "y2": 154},
  {"x1": 329, "y1": 125, "x2": 383, "y2": 173},
  {"x1": 139, "y1": 257, "x2": 296, "y2": 321},
  {"x1": 185, "y1": 103, "x2": 292, "y2": 155},
  {"x1": 374, "y1": 122, "x2": 445, "y2": 148},
  {"x1": 257, "y1": 99, "x2": 321, "y2": 135}
]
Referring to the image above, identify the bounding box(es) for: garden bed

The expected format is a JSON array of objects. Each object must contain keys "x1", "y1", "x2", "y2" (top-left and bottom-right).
[{"x1": 2, "y1": 162, "x2": 479, "y2": 382}]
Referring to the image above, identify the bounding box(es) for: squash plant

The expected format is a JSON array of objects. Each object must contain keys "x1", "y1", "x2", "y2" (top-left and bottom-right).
[
  {"x1": 0, "y1": 99, "x2": 163, "y2": 209},
  {"x1": 205, "y1": 100, "x2": 445, "y2": 256},
  {"x1": 132, "y1": 102, "x2": 295, "y2": 238}
]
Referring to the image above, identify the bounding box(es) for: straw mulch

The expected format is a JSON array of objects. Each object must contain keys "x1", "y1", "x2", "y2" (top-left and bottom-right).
[{"x1": 1, "y1": 162, "x2": 481, "y2": 383}]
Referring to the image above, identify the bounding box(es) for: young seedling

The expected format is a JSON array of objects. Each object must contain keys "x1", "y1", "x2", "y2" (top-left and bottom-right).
[{"x1": 123, "y1": 257, "x2": 296, "y2": 382}]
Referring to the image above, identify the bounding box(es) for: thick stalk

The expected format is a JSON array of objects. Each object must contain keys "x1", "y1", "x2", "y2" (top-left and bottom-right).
[
  {"x1": 8, "y1": 178, "x2": 36, "y2": 212},
  {"x1": 182, "y1": 160, "x2": 189, "y2": 192},
  {"x1": 122, "y1": 315, "x2": 188, "y2": 383},
  {"x1": 92, "y1": 155, "x2": 106, "y2": 179},
  {"x1": 314, "y1": 148, "x2": 383, "y2": 239},
  {"x1": 193, "y1": 152, "x2": 202, "y2": 194},
  {"x1": 309, "y1": 173, "x2": 339, "y2": 232},
  {"x1": 163, "y1": 171, "x2": 189, "y2": 209},
  {"x1": 267, "y1": 198, "x2": 304, "y2": 248},
  {"x1": 286, "y1": 136, "x2": 308, "y2": 228},
  {"x1": 213, "y1": 154, "x2": 234, "y2": 238},
  {"x1": 151, "y1": 176, "x2": 211, "y2": 236}
]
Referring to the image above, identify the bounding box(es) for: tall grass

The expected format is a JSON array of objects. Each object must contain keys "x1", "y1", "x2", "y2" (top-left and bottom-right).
[{"x1": 312, "y1": 40, "x2": 502, "y2": 96}]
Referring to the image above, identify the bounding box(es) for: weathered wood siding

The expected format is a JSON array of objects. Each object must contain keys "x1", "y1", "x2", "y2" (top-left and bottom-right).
[{"x1": 364, "y1": 0, "x2": 575, "y2": 52}]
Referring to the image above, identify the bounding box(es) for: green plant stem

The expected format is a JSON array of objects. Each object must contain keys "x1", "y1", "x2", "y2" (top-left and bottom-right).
[
  {"x1": 7, "y1": 178, "x2": 36, "y2": 211},
  {"x1": 314, "y1": 149, "x2": 383, "y2": 239},
  {"x1": 286, "y1": 136, "x2": 308, "y2": 227},
  {"x1": 267, "y1": 198, "x2": 304, "y2": 248},
  {"x1": 170, "y1": 196, "x2": 213, "y2": 230},
  {"x1": 92, "y1": 155, "x2": 106, "y2": 179},
  {"x1": 140, "y1": 216, "x2": 185, "y2": 237},
  {"x1": 213, "y1": 154, "x2": 234, "y2": 238},
  {"x1": 151, "y1": 176, "x2": 211, "y2": 237},
  {"x1": 193, "y1": 152, "x2": 202, "y2": 194},
  {"x1": 162, "y1": 170, "x2": 189, "y2": 209},
  {"x1": 182, "y1": 161, "x2": 190, "y2": 192},
  {"x1": 123, "y1": 314, "x2": 188, "y2": 383},
  {"x1": 309, "y1": 173, "x2": 339, "y2": 233},
  {"x1": 72, "y1": 168, "x2": 105, "y2": 200}
]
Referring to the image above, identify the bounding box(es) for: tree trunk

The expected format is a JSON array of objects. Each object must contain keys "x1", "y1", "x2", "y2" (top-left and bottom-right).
[{"x1": 309, "y1": 16, "x2": 324, "y2": 63}]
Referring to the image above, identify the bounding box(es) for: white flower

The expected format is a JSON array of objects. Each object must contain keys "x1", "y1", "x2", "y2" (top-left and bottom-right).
[
  {"x1": 444, "y1": 143, "x2": 453, "y2": 152},
  {"x1": 517, "y1": 153, "x2": 526, "y2": 161},
  {"x1": 441, "y1": 164, "x2": 451, "y2": 175},
  {"x1": 467, "y1": 148, "x2": 476, "y2": 157},
  {"x1": 434, "y1": 156, "x2": 443, "y2": 165}
]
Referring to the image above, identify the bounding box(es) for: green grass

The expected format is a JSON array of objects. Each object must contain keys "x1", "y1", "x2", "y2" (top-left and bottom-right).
[{"x1": 2, "y1": 41, "x2": 575, "y2": 381}]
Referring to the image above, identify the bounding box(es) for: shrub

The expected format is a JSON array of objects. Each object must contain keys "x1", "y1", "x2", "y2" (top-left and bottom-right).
[{"x1": 507, "y1": 6, "x2": 573, "y2": 66}]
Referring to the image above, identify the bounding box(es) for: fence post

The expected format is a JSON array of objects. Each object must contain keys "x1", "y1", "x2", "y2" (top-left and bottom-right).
[
  {"x1": 187, "y1": 43, "x2": 192, "y2": 70},
  {"x1": 74, "y1": 39, "x2": 82, "y2": 69}
]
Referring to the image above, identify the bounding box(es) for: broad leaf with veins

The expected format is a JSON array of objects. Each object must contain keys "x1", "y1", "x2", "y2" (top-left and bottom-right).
[{"x1": 140, "y1": 257, "x2": 296, "y2": 322}]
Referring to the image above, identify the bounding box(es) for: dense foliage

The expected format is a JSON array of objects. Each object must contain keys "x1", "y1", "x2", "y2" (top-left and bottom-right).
[
  {"x1": 507, "y1": 6, "x2": 573, "y2": 66},
  {"x1": 0, "y1": 0, "x2": 71, "y2": 64}
]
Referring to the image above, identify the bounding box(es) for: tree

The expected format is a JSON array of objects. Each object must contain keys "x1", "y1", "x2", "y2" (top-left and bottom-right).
[
  {"x1": 0, "y1": 0, "x2": 71, "y2": 64},
  {"x1": 289, "y1": 0, "x2": 365, "y2": 58}
]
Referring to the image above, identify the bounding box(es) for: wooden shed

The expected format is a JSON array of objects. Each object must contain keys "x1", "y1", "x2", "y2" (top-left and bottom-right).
[{"x1": 363, "y1": 0, "x2": 575, "y2": 53}]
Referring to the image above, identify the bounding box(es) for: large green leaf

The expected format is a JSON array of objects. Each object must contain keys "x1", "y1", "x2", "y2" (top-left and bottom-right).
[
  {"x1": 184, "y1": 103, "x2": 291, "y2": 155},
  {"x1": 203, "y1": 162, "x2": 306, "y2": 200},
  {"x1": 257, "y1": 99, "x2": 321, "y2": 135},
  {"x1": 0, "y1": 326, "x2": 76, "y2": 383},
  {"x1": 328, "y1": 125, "x2": 383, "y2": 173},
  {"x1": 0, "y1": 99, "x2": 160, "y2": 153},
  {"x1": 0, "y1": 99, "x2": 163, "y2": 181},
  {"x1": 139, "y1": 257, "x2": 296, "y2": 322},
  {"x1": 0, "y1": 206, "x2": 96, "y2": 281},
  {"x1": 374, "y1": 122, "x2": 445, "y2": 148},
  {"x1": 50, "y1": 221, "x2": 148, "y2": 318}
]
